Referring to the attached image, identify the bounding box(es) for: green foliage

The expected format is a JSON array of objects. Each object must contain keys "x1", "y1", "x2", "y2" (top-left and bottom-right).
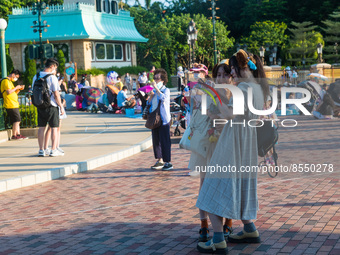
[
  {"x1": 24, "y1": 41, "x2": 37, "y2": 86},
  {"x1": 287, "y1": 21, "x2": 324, "y2": 64},
  {"x1": 130, "y1": 7, "x2": 234, "y2": 70},
  {"x1": 56, "y1": 49, "x2": 66, "y2": 74},
  {"x1": 1, "y1": 99, "x2": 38, "y2": 129},
  {"x1": 241, "y1": 21, "x2": 288, "y2": 64},
  {"x1": 77, "y1": 66, "x2": 148, "y2": 77},
  {"x1": 0, "y1": 53, "x2": 14, "y2": 77},
  {"x1": 322, "y1": 8, "x2": 340, "y2": 63},
  {"x1": 19, "y1": 104, "x2": 38, "y2": 128}
]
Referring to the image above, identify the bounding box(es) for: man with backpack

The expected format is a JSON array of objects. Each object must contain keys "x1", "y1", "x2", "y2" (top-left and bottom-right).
[
  {"x1": 32, "y1": 58, "x2": 64, "y2": 157},
  {"x1": 1, "y1": 70, "x2": 27, "y2": 140}
]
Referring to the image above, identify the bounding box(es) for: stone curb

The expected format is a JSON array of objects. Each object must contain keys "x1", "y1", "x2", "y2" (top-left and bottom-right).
[{"x1": 0, "y1": 136, "x2": 152, "y2": 193}]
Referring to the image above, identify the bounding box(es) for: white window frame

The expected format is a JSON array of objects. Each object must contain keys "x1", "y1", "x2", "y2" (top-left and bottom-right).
[
  {"x1": 91, "y1": 42, "x2": 95, "y2": 61},
  {"x1": 93, "y1": 42, "x2": 124, "y2": 61},
  {"x1": 114, "y1": 44, "x2": 123, "y2": 61},
  {"x1": 95, "y1": 42, "x2": 106, "y2": 60},
  {"x1": 126, "y1": 43, "x2": 131, "y2": 61},
  {"x1": 106, "y1": 43, "x2": 115, "y2": 60}
]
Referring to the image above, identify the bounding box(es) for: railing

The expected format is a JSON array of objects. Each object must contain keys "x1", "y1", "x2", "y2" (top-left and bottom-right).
[
  {"x1": 0, "y1": 95, "x2": 37, "y2": 131},
  {"x1": 12, "y1": 3, "x2": 94, "y2": 15}
]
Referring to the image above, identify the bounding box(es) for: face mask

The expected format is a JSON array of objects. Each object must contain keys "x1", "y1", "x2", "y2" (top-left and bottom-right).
[
  {"x1": 156, "y1": 81, "x2": 163, "y2": 89},
  {"x1": 12, "y1": 77, "x2": 18, "y2": 82},
  {"x1": 143, "y1": 72, "x2": 146, "y2": 76}
]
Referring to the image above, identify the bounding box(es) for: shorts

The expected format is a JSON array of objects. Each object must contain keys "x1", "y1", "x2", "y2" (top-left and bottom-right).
[
  {"x1": 37, "y1": 106, "x2": 59, "y2": 127},
  {"x1": 6, "y1": 108, "x2": 21, "y2": 124}
]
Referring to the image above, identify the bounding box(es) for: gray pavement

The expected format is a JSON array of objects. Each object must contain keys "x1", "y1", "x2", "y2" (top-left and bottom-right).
[{"x1": 0, "y1": 111, "x2": 152, "y2": 193}]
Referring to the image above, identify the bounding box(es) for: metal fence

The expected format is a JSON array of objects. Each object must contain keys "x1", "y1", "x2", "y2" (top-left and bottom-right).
[{"x1": 0, "y1": 95, "x2": 37, "y2": 131}]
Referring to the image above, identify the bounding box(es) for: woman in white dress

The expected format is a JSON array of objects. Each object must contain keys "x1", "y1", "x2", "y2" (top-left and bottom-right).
[{"x1": 196, "y1": 50, "x2": 269, "y2": 254}]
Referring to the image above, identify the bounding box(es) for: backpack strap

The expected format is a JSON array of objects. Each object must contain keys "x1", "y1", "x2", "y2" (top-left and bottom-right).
[{"x1": 1, "y1": 78, "x2": 9, "y2": 93}]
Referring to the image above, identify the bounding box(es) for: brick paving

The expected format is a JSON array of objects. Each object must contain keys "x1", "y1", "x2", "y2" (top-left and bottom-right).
[{"x1": 0, "y1": 115, "x2": 339, "y2": 255}]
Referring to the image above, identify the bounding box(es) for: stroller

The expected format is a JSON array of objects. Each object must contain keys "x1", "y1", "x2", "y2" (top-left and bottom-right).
[
  {"x1": 296, "y1": 81, "x2": 324, "y2": 113},
  {"x1": 170, "y1": 94, "x2": 188, "y2": 136}
]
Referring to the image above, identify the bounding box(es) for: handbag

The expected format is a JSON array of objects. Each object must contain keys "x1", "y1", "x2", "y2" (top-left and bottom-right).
[
  {"x1": 256, "y1": 120, "x2": 278, "y2": 157},
  {"x1": 145, "y1": 100, "x2": 162, "y2": 129},
  {"x1": 179, "y1": 108, "x2": 211, "y2": 158},
  {"x1": 179, "y1": 126, "x2": 191, "y2": 150}
]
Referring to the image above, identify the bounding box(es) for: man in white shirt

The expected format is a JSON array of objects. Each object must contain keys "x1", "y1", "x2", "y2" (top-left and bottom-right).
[
  {"x1": 138, "y1": 71, "x2": 148, "y2": 88},
  {"x1": 32, "y1": 58, "x2": 64, "y2": 157}
]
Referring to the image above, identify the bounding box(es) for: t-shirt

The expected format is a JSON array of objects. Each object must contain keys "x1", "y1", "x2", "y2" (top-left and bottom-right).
[
  {"x1": 117, "y1": 90, "x2": 127, "y2": 107},
  {"x1": 1, "y1": 78, "x2": 19, "y2": 109},
  {"x1": 115, "y1": 81, "x2": 124, "y2": 91},
  {"x1": 32, "y1": 72, "x2": 60, "y2": 107}
]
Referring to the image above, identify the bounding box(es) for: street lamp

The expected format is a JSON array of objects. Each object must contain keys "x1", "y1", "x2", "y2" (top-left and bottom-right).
[
  {"x1": 187, "y1": 20, "x2": 198, "y2": 68},
  {"x1": 273, "y1": 43, "x2": 278, "y2": 65},
  {"x1": 0, "y1": 18, "x2": 8, "y2": 79},
  {"x1": 174, "y1": 51, "x2": 178, "y2": 75},
  {"x1": 259, "y1": 46, "x2": 265, "y2": 64},
  {"x1": 269, "y1": 54, "x2": 273, "y2": 66},
  {"x1": 334, "y1": 42, "x2": 338, "y2": 63},
  {"x1": 317, "y1": 43, "x2": 323, "y2": 63},
  {"x1": 302, "y1": 58, "x2": 306, "y2": 70}
]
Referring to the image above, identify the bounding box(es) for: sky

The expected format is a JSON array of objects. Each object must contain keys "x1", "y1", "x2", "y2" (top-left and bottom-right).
[{"x1": 126, "y1": 0, "x2": 169, "y2": 7}]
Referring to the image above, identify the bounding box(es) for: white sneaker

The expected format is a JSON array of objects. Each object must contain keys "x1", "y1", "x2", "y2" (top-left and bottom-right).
[
  {"x1": 38, "y1": 150, "x2": 45, "y2": 157},
  {"x1": 44, "y1": 148, "x2": 50, "y2": 156},
  {"x1": 50, "y1": 149, "x2": 64, "y2": 157},
  {"x1": 57, "y1": 147, "x2": 65, "y2": 154}
]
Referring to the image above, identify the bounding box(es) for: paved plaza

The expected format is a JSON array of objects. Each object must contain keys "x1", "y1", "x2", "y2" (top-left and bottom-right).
[{"x1": 0, "y1": 115, "x2": 339, "y2": 255}]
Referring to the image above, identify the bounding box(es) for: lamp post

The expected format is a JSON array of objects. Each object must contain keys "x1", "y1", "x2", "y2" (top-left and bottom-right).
[
  {"x1": 302, "y1": 58, "x2": 306, "y2": 70},
  {"x1": 187, "y1": 19, "x2": 198, "y2": 68},
  {"x1": 174, "y1": 51, "x2": 178, "y2": 75},
  {"x1": 317, "y1": 43, "x2": 323, "y2": 63},
  {"x1": 259, "y1": 46, "x2": 265, "y2": 64},
  {"x1": 273, "y1": 43, "x2": 278, "y2": 65},
  {"x1": 269, "y1": 54, "x2": 273, "y2": 66},
  {"x1": 334, "y1": 42, "x2": 338, "y2": 63},
  {"x1": 0, "y1": 18, "x2": 7, "y2": 79}
]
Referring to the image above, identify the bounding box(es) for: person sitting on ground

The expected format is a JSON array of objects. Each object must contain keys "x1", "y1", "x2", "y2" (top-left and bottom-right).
[
  {"x1": 117, "y1": 86, "x2": 136, "y2": 109},
  {"x1": 115, "y1": 76, "x2": 124, "y2": 91},
  {"x1": 76, "y1": 90, "x2": 85, "y2": 111},
  {"x1": 67, "y1": 74, "x2": 78, "y2": 94},
  {"x1": 80, "y1": 74, "x2": 90, "y2": 88},
  {"x1": 313, "y1": 92, "x2": 335, "y2": 119}
]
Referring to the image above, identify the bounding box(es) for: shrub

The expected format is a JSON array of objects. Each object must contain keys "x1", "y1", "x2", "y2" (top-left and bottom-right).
[{"x1": 56, "y1": 49, "x2": 66, "y2": 75}]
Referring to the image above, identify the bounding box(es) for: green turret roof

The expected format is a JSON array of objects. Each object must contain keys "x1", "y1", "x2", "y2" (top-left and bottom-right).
[{"x1": 5, "y1": 3, "x2": 148, "y2": 43}]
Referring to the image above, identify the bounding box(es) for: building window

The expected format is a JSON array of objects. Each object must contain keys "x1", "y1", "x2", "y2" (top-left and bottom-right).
[
  {"x1": 96, "y1": 0, "x2": 101, "y2": 12},
  {"x1": 111, "y1": 0, "x2": 118, "y2": 14},
  {"x1": 106, "y1": 44, "x2": 114, "y2": 59},
  {"x1": 115, "y1": 44, "x2": 123, "y2": 60},
  {"x1": 93, "y1": 42, "x2": 124, "y2": 61},
  {"x1": 102, "y1": 0, "x2": 105, "y2": 12},
  {"x1": 106, "y1": 0, "x2": 110, "y2": 13},
  {"x1": 95, "y1": 43, "x2": 105, "y2": 60},
  {"x1": 126, "y1": 43, "x2": 131, "y2": 61}
]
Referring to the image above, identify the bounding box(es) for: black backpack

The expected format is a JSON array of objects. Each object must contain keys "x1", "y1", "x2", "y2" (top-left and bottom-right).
[
  {"x1": 32, "y1": 73, "x2": 52, "y2": 109},
  {"x1": 0, "y1": 78, "x2": 9, "y2": 99}
]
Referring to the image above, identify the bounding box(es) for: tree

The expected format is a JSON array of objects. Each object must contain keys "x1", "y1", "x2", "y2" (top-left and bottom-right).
[
  {"x1": 0, "y1": 0, "x2": 21, "y2": 21},
  {"x1": 287, "y1": 21, "x2": 323, "y2": 65},
  {"x1": 322, "y1": 8, "x2": 340, "y2": 63},
  {"x1": 24, "y1": 41, "x2": 36, "y2": 86},
  {"x1": 241, "y1": 21, "x2": 288, "y2": 60},
  {"x1": 56, "y1": 49, "x2": 66, "y2": 75}
]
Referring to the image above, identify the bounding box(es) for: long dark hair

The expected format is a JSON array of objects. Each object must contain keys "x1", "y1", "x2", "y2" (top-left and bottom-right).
[
  {"x1": 229, "y1": 53, "x2": 269, "y2": 100},
  {"x1": 212, "y1": 63, "x2": 231, "y2": 79}
]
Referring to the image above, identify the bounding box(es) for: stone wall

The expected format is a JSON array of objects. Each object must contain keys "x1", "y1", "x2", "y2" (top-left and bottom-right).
[
  {"x1": 131, "y1": 43, "x2": 137, "y2": 66},
  {"x1": 9, "y1": 43, "x2": 23, "y2": 71}
]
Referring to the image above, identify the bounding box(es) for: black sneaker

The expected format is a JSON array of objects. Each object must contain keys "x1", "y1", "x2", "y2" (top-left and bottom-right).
[
  {"x1": 151, "y1": 161, "x2": 164, "y2": 170},
  {"x1": 162, "y1": 162, "x2": 173, "y2": 171}
]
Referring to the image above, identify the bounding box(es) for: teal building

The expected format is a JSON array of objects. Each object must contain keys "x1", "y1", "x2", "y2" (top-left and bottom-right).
[{"x1": 5, "y1": 0, "x2": 147, "y2": 71}]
